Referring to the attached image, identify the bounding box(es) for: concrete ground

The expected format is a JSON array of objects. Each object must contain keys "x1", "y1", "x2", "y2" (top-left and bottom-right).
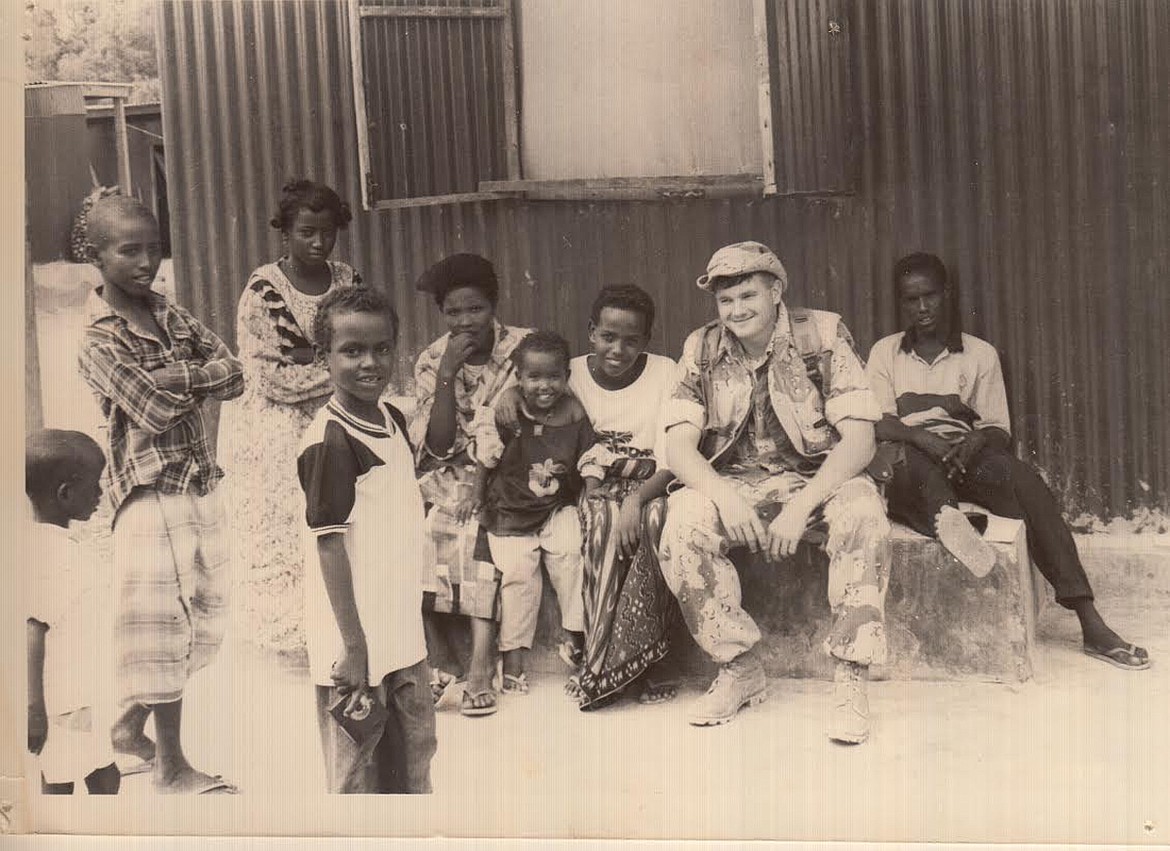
[{"x1": 48, "y1": 584, "x2": 1157, "y2": 844}]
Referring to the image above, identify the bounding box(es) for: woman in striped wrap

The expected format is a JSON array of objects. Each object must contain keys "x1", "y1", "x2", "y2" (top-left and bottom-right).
[
  {"x1": 218, "y1": 180, "x2": 362, "y2": 661},
  {"x1": 568, "y1": 285, "x2": 682, "y2": 709}
]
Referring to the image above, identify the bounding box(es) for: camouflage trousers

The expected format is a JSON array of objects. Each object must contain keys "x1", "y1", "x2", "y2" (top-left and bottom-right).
[{"x1": 658, "y1": 472, "x2": 892, "y2": 666}]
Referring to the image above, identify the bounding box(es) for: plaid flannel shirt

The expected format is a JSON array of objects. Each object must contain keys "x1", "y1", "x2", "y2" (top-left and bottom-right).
[{"x1": 78, "y1": 287, "x2": 244, "y2": 514}]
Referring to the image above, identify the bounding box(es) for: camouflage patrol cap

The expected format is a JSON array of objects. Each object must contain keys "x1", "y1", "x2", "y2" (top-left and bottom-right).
[{"x1": 696, "y1": 241, "x2": 788, "y2": 293}]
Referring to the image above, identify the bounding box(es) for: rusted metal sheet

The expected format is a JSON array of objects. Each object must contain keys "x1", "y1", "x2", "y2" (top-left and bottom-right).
[{"x1": 157, "y1": 0, "x2": 1170, "y2": 516}]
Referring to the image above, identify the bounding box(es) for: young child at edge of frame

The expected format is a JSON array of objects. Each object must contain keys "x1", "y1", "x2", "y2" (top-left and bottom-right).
[{"x1": 25, "y1": 429, "x2": 120, "y2": 795}]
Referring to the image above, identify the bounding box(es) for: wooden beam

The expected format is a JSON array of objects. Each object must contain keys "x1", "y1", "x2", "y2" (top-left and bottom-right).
[
  {"x1": 25, "y1": 238, "x2": 42, "y2": 434},
  {"x1": 359, "y1": 5, "x2": 506, "y2": 19},
  {"x1": 480, "y1": 175, "x2": 766, "y2": 201},
  {"x1": 113, "y1": 96, "x2": 133, "y2": 194},
  {"x1": 499, "y1": 0, "x2": 521, "y2": 179},
  {"x1": 754, "y1": 0, "x2": 777, "y2": 196},
  {"x1": 347, "y1": 0, "x2": 375, "y2": 210},
  {"x1": 370, "y1": 191, "x2": 518, "y2": 211},
  {"x1": 78, "y1": 82, "x2": 134, "y2": 99}
]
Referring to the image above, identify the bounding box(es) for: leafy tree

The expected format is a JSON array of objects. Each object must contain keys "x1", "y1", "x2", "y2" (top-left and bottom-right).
[{"x1": 24, "y1": 0, "x2": 160, "y2": 104}]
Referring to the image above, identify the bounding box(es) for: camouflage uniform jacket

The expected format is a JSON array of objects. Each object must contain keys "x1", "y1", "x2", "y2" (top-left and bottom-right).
[{"x1": 663, "y1": 304, "x2": 881, "y2": 468}]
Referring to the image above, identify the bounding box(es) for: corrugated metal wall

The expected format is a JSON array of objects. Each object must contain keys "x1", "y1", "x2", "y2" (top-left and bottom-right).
[
  {"x1": 157, "y1": 0, "x2": 1170, "y2": 517},
  {"x1": 357, "y1": 0, "x2": 510, "y2": 200}
]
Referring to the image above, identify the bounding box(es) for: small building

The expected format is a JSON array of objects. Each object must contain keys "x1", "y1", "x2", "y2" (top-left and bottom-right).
[
  {"x1": 155, "y1": 0, "x2": 1170, "y2": 517},
  {"x1": 25, "y1": 82, "x2": 168, "y2": 261},
  {"x1": 85, "y1": 101, "x2": 170, "y2": 256}
]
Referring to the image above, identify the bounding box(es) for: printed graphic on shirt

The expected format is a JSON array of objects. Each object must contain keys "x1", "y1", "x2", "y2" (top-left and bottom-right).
[
  {"x1": 594, "y1": 429, "x2": 653, "y2": 459},
  {"x1": 587, "y1": 429, "x2": 657, "y2": 480},
  {"x1": 528, "y1": 458, "x2": 567, "y2": 496}
]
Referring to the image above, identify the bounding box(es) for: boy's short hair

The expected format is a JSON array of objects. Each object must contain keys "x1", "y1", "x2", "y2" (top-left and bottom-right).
[
  {"x1": 86, "y1": 196, "x2": 158, "y2": 254},
  {"x1": 25, "y1": 430, "x2": 104, "y2": 502},
  {"x1": 589, "y1": 284, "x2": 656, "y2": 336},
  {"x1": 312, "y1": 285, "x2": 399, "y2": 351},
  {"x1": 269, "y1": 178, "x2": 353, "y2": 232},
  {"x1": 511, "y1": 330, "x2": 572, "y2": 373},
  {"x1": 893, "y1": 252, "x2": 949, "y2": 290}
]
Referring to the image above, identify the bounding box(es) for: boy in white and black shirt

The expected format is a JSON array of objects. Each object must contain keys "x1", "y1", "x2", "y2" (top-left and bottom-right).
[{"x1": 298, "y1": 286, "x2": 436, "y2": 794}]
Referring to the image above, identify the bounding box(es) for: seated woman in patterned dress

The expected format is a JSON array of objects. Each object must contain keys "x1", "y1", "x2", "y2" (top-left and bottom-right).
[{"x1": 410, "y1": 254, "x2": 532, "y2": 717}]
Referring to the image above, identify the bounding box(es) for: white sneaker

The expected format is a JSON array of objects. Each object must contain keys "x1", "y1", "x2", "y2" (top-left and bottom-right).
[{"x1": 936, "y1": 505, "x2": 996, "y2": 578}]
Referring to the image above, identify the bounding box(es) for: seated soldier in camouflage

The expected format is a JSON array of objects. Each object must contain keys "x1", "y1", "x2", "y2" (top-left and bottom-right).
[{"x1": 660, "y1": 242, "x2": 891, "y2": 744}]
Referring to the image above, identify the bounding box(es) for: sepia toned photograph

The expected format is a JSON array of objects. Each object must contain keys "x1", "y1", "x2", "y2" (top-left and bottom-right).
[{"x1": 7, "y1": 0, "x2": 1170, "y2": 845}]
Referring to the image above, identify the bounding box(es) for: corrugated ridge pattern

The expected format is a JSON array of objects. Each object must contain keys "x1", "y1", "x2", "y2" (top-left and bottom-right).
[
  {"x1": 360, "y1": 11, "x2": 507, "y2": 199},
  {"x1": 158, "y1": 0, "x2": 1170, "y2": 516}
]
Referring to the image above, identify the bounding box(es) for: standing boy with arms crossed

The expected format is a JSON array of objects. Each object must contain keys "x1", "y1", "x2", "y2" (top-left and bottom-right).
[{"x1": 78, "y1": 196, "x2": 243, "y2": 793}]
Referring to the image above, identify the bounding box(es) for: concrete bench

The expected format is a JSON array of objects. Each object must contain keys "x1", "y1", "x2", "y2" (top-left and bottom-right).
[{"x1": 529, "y1": 508, "x2": 1037, "y2": 683}]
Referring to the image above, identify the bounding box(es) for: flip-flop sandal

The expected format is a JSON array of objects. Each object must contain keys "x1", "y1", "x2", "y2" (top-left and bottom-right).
[
  {"x1": 116, "y1": 756, "x2": 154, "y2": 777},
  {"x1": 637, "y1": 680, "x2": 679, "y2": 705},
  {"x1": 197, "y1": 774, "x2": 239, "y2": 795},
  {"x1": 556, "y1": 641, "x2": 584, "y2": 669},
  {"x1": 502, "y1": 673, "x2": 530, "y2": 695},
  {"x1": 460, "y1": 688, "x2": 499, "y2": 717},
  {"x1": 430, "y1": 669, "x2": 461, "y2": 706},
  {"x1": 1084, "y1": 643, "x2": 1151, "y2": 670},
  {"x1": 564, "y1": 675, "x2": 584, "y2": 701}
]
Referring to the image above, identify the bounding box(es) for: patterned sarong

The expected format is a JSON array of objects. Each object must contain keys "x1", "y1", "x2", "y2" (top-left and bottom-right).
[
  {"x1": 419, "y1": 465, "x2": 501, "y2": 621},
  {"x1": 577, "y1": 474, "x2": 674, "y2": 710}
]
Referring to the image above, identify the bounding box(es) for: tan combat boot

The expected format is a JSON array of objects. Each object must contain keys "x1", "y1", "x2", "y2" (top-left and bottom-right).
[
  {"x1": 687, "y1": 651, "x2": 768, "y2": 726},
  {"x1": 829, "y1": 660, "x2": 870, "y2": 744}
]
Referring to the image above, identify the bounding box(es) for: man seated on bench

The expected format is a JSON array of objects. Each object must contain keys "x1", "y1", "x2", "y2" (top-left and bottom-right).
[
  {"x1": 660, "y1": 241, "x2": 892, "y2": 744},
  {"x1": 865, "y1": 251, "x2": 1149, "y2": 671}
]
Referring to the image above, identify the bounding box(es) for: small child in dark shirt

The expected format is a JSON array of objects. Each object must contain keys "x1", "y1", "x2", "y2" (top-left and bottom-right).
[{"x1": 471, "y1": 331, "x2": 602, "y2": 699}]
